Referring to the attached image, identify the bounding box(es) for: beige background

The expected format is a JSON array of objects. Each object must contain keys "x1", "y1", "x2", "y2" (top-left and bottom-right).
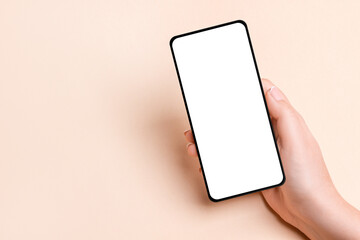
[{"x1": 1, "y1": 0, "x2": 360, "y2": 239}]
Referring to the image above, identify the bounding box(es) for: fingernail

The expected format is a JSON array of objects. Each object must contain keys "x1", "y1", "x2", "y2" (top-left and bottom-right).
[
  {"x1": 184, "y1": 130, "x2": 190, "y2": 136},
  {"x1": 268, "y1": 86, "x2": 283, "y2": 101}
]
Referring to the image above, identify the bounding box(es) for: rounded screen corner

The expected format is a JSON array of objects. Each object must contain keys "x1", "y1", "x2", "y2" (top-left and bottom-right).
[
  {"x1": 277, "y1": 173, "x2": 286, "y2": 187},
  {"x1": 169, "y1": 35, "x2": 180, "y2": 47},
  {"x1": 234, "y1": 20, "x2": 247, "y2": 26},
  {"x1": 208, "y1": 192, "x2": 222, "y2": 202},
  {"x1": 232, "y1": 20, "x2": 248, "y2": 31}
]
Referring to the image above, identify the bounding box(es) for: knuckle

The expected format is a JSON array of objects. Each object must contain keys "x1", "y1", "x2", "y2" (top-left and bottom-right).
[{"x1": 280, "y1": 102, "x2": 298, "y2": 117}]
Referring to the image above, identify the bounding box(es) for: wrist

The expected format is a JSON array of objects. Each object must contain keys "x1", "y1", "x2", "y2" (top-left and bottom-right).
[
  {"x1": 292, "y1": 188, "x2": 360, "y2": 239},
  {"x1": 294, "y1": 189, "x2": 341, "y2": 239}
]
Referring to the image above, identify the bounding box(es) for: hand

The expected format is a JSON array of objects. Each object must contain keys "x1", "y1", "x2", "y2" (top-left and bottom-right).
[{"x1": 183, "y1": 79, "x2": 360, "y2": 239}]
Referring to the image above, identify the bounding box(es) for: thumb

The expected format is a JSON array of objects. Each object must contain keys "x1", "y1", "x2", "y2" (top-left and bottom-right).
[
  {"x1": 265, "y1": 86, "x2": 292, "y2": 119},
  {"x1": 265, "y1": 86, "x2": 303, "y2": 148}
]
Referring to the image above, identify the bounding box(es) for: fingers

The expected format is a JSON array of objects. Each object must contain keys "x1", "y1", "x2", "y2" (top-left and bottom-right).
[
  {"x1": 184, "y1": 130, "x2": 198, "y2": 157},
  {"x1": 184, "y1": 130, "x2": 195, "y2": 143},
  {"x1": 186, "y1": 143, "x2": 198, "y2": 157},
  {"x1": 184, "y1": 130, "x2": 200, "y2": 173}
]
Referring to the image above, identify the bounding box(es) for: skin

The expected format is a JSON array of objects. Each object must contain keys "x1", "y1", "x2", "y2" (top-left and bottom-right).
[{"x1": 183, "y1": 79, "x2": 360, "y2": 239}]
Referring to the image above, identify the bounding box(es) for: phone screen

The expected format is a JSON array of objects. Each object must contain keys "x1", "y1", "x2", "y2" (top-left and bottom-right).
[{"x1": 170, "y1": 21, "x2": 284, "y2": 201}]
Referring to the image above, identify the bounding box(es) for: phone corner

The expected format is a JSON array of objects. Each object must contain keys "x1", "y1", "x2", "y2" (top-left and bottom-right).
[
  {"x1": 169, "y1": 35, "x2": 179, "y2": 48},
  {"x1": 277, "y1": 173, "x2": 286, "y2": 187},
  {"x1": 207, "y1": 191, "x2": 221, "y2": 203},
  {"x1": 234, "y1": 20, "x2": 247, "y2": 28}
]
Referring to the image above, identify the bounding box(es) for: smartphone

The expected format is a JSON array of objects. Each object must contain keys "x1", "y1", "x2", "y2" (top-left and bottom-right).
[{"x1": 170, "y1": 20, "x2": 285, "y2": 202}]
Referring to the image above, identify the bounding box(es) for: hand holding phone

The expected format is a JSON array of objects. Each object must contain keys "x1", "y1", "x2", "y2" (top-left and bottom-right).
[{"x1": 170, "y1": 20, "x2": 285, "y2": 201}]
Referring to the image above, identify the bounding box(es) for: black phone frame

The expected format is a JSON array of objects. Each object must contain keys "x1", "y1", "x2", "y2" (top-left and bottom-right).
[{"x1": 169, "y1": 20, "x2": 286, "y2": 202}]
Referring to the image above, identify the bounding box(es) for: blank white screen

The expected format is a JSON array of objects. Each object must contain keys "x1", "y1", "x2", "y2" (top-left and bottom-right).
[{"x1": 171, "y1": 21, "x2": 284, "y2": 201}]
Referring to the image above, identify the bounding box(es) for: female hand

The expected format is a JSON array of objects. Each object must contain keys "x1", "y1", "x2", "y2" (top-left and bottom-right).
[{"x1": 184, "y1": 78, "x2": 360, "y2": 239}]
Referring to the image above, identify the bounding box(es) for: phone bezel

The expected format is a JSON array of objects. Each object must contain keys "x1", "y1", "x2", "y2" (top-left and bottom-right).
[{"x1": 169, "y1": 20, "x2": 286, "y2": 202}]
